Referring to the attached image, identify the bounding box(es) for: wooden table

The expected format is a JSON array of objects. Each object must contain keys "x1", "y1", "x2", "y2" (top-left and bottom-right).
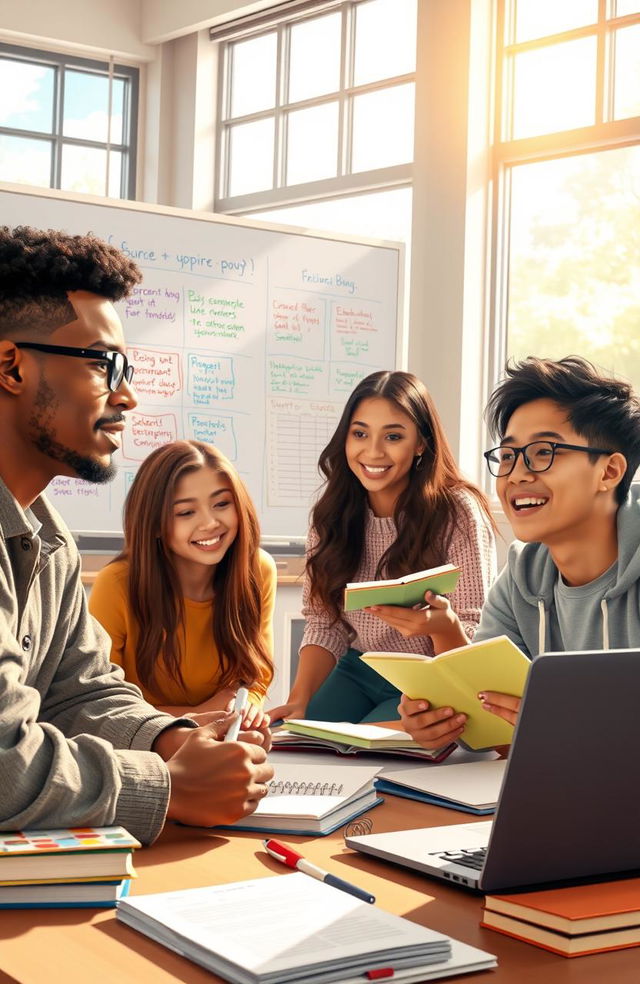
[{"x1": 0, "y1": 794, "x2": 635, "y2": 984}]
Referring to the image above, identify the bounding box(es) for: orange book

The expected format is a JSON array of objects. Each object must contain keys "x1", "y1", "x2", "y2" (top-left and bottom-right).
[
  {"x1": 482, "y1": 879, "x2": 640, "y2": 957},
  {"x1": 481, "y1": 910, "x2": 640, "y2": 958},
  {"x1": 485, "y1": 879, "x2": 640, "y2": 933}
]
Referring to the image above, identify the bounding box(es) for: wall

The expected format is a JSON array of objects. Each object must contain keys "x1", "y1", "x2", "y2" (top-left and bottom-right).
[
  {"x1": 409, "y1": 0, "x2": 494, "y2": 476},
  {"x1": 0, "y1": 0, "x2": 154, "y2": 61},
  {"x1": 141, "y1": 0, "x2": 276, "y2": 45}
]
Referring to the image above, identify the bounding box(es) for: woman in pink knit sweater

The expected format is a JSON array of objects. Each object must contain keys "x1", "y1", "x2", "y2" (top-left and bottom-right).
[{"x1": 270, "y1": 370, "x2": 497, "y2": 730}]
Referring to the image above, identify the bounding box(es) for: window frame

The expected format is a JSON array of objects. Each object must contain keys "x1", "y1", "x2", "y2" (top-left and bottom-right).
[
  {"x1": 488, "y1": 0, "x2": 640, "y2": 414},
  {"x1": 0, "y1": 42, "x2": 139, "y2": 200},
  {"x1": 214, "y1": 0, "x2": 415, "y2": 214}
]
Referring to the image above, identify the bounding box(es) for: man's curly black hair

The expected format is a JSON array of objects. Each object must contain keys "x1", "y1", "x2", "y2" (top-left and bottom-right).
[{"x1": 0, "y1": 225, "x2": 142, "y2": 339}]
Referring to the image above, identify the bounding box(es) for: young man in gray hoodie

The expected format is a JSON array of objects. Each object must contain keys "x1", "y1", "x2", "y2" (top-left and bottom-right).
[
  {"x1": 396, "y1": 356, "x2": 640, "y2": 750},
  {"x1": 0, "y1": 225, "x2": 273, "y2": 843}
]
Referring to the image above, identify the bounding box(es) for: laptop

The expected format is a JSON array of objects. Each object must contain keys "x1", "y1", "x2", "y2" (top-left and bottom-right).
[{"x1": 346, "y1": 649, "x2": 640, "y2": 893}]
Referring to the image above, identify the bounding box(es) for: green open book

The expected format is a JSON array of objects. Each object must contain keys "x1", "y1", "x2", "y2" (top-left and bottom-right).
[
  {"x1": 344, "y1": 564, "x2": 461, "y2": 612},
  {"x1": 360, "y1": 636, "x2": 530, "y2": 752},
  {"x1": 275, "y1": 720, "x2": 454, "y2": 761}
]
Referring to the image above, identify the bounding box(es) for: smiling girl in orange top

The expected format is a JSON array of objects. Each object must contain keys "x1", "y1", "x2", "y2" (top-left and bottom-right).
[{"x1": 89, "y1": 440, "x2": 275, "y2": 726}]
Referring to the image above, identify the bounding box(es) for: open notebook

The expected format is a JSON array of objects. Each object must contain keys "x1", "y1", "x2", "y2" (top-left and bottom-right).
[{"x1": 220, "y1": 762, "x2": 382, "y2": 836}]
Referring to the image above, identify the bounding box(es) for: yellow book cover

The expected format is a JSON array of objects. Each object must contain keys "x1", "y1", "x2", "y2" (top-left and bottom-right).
[{"x1": 360, "y1": 636, "x2": 530, "y2": 751}]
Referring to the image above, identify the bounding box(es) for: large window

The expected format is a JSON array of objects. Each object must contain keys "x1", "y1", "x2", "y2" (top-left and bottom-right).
[
  {"x1": 214, "y1": 0, "x2": 416, "y2": 214},
  {"x1": 494, "y1": 1, "x2": 640, "y2": 386},
  {"x1": 0, "y1": 44, "x2": 138, "y2": 199}
]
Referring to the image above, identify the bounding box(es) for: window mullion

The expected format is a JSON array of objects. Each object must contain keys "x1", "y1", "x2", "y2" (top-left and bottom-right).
[
  {"x1": 217, "y1": 43, "x2": 232, "y2": 200},
  {"x1": 105, "y1": 56, "x2": 114, "y2": 197},
  {"x1": 275, "y1": 23, "x2": 288, "y2": 189},
  {"x1": 489, "y1": 161, "x2": 512, "y2": 404},
  {"x1": 504, "y1": 0, "x2": 516, "y2": 45},
  {"x1": 496, "y1": 0, "x2": 511, "y2": 142},
  {"x1": 596, "y1": 0, "x2": 608, "y2": 123},
  {"x1": 341, "y1": 1, "x2": 355, "y2": 176},
  {"x1": 50, "y1": 135, "x2": 129, "y2": 152},
  {"x1": 122, "y1": 78, "x2": 131, "y2": 195},
  {"x1": 53, "y1": 64, "x2": 65, "y2": 189},
  {"x1": 224, "y1": 42, "x2": 234, "y2": 120},
  {"x1": 217, "y1": 162, "x2": 412, "y2": 213}
]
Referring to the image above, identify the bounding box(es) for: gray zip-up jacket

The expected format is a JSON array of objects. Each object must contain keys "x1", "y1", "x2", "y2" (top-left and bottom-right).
[
  {"x1": 475, "y1": 484, "x2": 640, "y2": 658},
  {"x1": 0, "y1": 478, "x2": 189, "y2": 843}
]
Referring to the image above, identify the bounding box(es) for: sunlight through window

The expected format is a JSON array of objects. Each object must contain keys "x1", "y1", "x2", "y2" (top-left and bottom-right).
[{"x1": 0, "y1": 44, "x2": 137, "y2": 199}]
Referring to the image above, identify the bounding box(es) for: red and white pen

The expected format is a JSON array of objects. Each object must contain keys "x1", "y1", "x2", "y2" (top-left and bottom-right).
[{"x1": 263, "y1": 838, "x2": 375, "y2": 904}]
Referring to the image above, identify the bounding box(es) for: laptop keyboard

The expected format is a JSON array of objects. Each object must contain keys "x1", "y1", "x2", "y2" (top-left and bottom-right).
[{"x1": 429, "y1": 848, "x2": 487, "y2": 871}]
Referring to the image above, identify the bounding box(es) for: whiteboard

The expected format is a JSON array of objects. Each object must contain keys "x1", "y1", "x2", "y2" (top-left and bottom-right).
[{"x1": 0, "y1": 184, "x2": 403, "y2": 538}]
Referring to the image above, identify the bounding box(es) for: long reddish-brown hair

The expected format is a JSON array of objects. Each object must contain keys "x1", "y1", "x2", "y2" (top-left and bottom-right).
[
  {"x1": 308, "y1": 370, "x2": 495, "y2": 623},
  {"x1": 115, "y1": 440, "x2": 273, "y2": 696}
]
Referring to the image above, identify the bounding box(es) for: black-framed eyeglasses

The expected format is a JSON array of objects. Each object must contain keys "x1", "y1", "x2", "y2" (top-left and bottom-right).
[
  {"x1": 15, "y1": 342, "x2": 134, "y2": 393},
  {"x1": 483, "y1": 440, "x2": 614, "y2": 478}
]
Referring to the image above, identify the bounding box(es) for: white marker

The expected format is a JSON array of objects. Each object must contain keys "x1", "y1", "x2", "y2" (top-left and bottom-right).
[{"x1": 224, "y1": 687, "x2": 249, "y2": 742}]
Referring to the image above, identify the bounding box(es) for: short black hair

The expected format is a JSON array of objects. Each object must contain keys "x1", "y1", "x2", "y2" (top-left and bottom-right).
[
  {"x1": 486, "y1": 356, "x2": 640, "y2": 504},
  {"x1": 0, "y1": 225, "x2": 142, "y2": 338}
]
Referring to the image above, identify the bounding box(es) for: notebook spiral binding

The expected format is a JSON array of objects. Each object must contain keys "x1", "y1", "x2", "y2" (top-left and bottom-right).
[
  {"x1": 267, "y1": 780, "x2": 344, "y2": 796},
  {"x1": 343, "y1": 816, "x2": 374, "y2": 840}
]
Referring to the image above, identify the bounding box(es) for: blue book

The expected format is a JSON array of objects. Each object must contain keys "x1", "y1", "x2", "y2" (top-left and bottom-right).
[
  {"x1": 375, "y1": 780, "x2": 495, "y2": 815},
  {"x1": 0, "y1": 877, "x2": 131, "y2": 909},
  {"x1": 374, "y1": 760, "x2": 506, "y2": 816}
]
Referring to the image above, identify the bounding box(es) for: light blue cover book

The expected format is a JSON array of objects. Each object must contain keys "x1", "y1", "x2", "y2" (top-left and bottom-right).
[
  {"x1": 0, "y1": 878, "x2": 131, "y2": 909},
  {"x1": 374, "y1": 780, "x2": 495, "y2": 815}
]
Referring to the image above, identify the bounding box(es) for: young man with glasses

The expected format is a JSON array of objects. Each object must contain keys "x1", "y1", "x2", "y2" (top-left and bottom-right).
[
  {"x1": 399, "y1": 356, "x2": 640, "y2": 750},
  {"x1": 0, "y1": 225, "x2": 272, "y2": 842}
]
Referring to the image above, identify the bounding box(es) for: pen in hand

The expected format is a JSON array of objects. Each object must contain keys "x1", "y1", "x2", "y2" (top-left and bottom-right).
[
  {"x1": 263, "y1": 838, "x2": 375, "y2": 904},
  {"x1": 225, "y1": 687, "x2": 249, "y2": 742}
]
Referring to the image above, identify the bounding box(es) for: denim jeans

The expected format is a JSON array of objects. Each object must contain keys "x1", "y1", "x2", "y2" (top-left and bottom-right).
[{"x1": 306, "y1": 647, "x2": 402, "y2": 723}]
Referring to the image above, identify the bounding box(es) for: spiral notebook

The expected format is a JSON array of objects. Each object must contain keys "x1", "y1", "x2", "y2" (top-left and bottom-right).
[{"x1": 220, "y1": 762, "x2": 382, "y2": 835}]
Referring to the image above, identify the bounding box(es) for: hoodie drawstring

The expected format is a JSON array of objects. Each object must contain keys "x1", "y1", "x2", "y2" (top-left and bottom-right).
[
  {"x1": 601, "y1": 598, "x2": 610, "y2": 650},
  {"x1": 537, "y1": 599, "x2": 546, "y2": 655},
  {"x1": 538, "y1": 596, "x2": 611, "y2": 654}
]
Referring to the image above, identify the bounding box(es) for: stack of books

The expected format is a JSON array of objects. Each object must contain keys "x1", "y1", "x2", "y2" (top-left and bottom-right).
[
  {"x1": 273, "y1": 719, "x2": 454, "y2": 761},
  {"x1": 482, "y1": 878, "x2": 640, "y2": 957},
  {"x1": 0, "y1": 826, "x2": 140, "y2": 909}
]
